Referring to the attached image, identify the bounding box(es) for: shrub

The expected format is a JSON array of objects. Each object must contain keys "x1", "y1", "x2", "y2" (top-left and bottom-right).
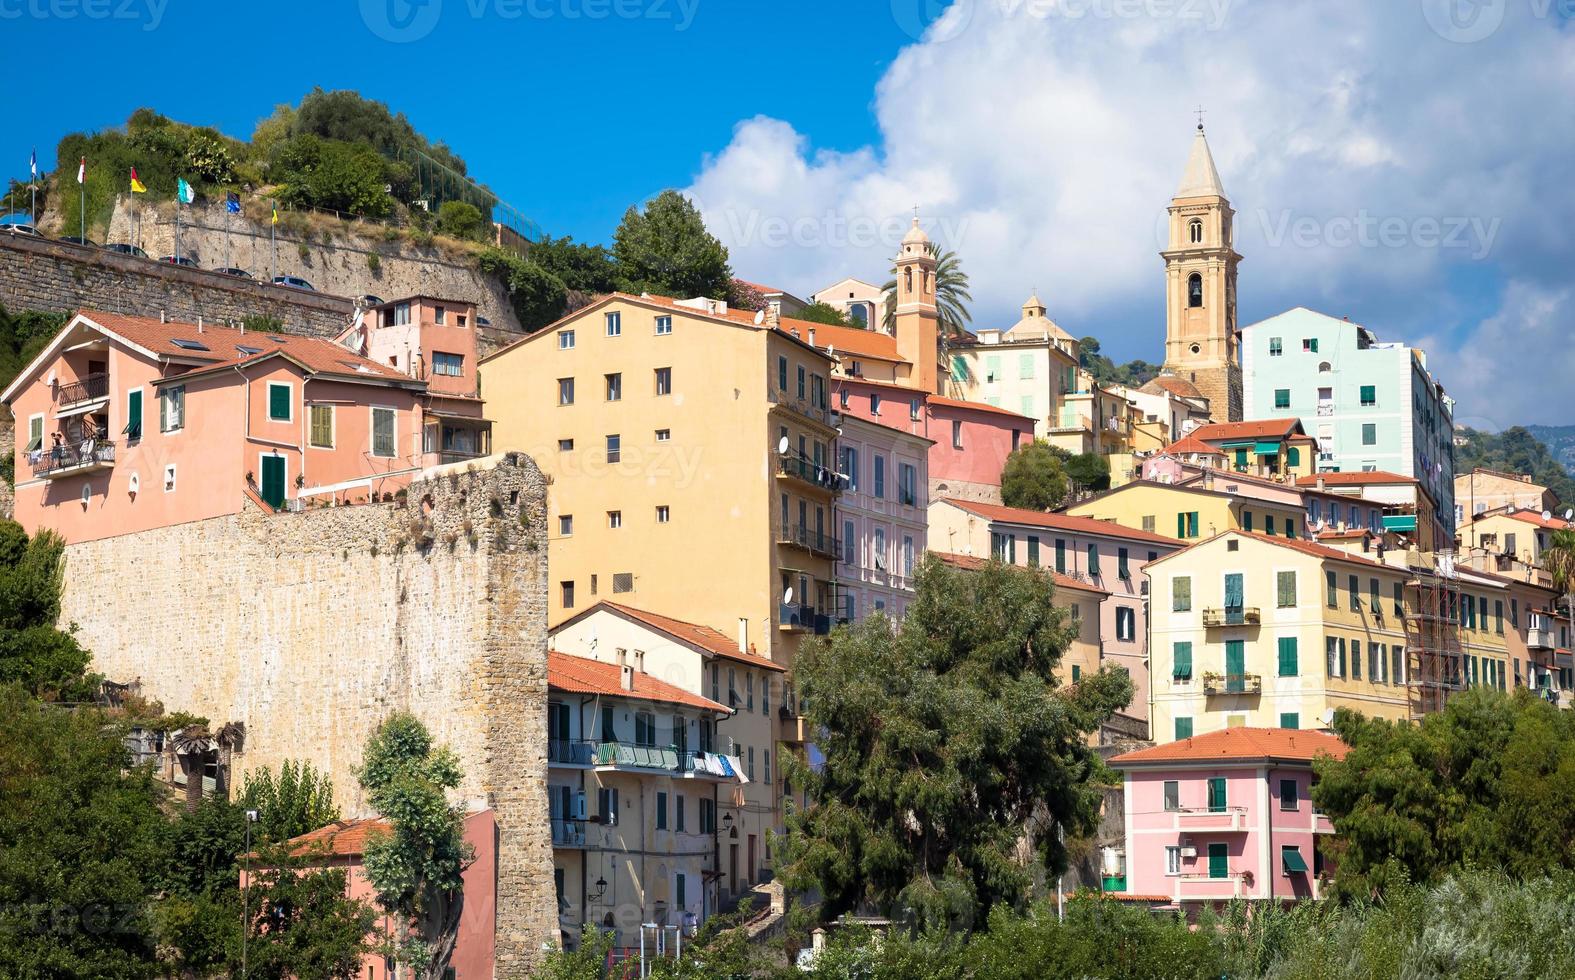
[{"x1": 435, "y1": 200, "x2": 484, "y2": 241}]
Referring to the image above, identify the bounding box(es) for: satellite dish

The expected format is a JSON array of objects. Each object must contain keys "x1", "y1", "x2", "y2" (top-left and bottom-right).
[
  {"x1": 777, "y1": 436, "x2": 790, "y2": 455},
  {"x1": 128, "y1": 472, "x2": 140, "y2": 493},
  {"x1": 1543, "y1": 511, "x2": 1553, "y2": 521},
  {"x1": 827, "y1": 344, "x2": 836, "y2": 357},
  {"x1": 1320, "y1": 708, "x2": 1336, "y2": 727},
  {"x1": 782, "y1": 587, "x2": 794, "y2": 605},
  {"x1": 753, "y1": 309, "x2": 766, "y2": 326},
  {"x1": 1315, "y1": 518, "x2": 1325, "y2": 531},
  {"x1": 1564, "y1": 509, "x2": 1573, "y2": 521}
]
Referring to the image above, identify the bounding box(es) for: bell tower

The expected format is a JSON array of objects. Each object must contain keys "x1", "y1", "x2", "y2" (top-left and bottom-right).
[
  {"x1": 1161, "y1": 122, "x2": 1242, "y2": 421},
  {"x1": 893, "y1": 215, "x2": 940, "y2": 394}
]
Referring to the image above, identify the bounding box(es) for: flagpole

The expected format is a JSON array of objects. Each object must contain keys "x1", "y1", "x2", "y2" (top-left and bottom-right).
[
  {"x1": 270, "y1": 201, "x2": 277, "y2": 282},
  {"x1": 79, "y1": 160, "x2": 85, "y2": 242}
]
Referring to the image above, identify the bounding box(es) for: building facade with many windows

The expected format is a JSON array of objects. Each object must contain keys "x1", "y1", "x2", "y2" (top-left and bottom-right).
[{"x1": 834, "y1": 413, "x2": 931, "y2": 622}]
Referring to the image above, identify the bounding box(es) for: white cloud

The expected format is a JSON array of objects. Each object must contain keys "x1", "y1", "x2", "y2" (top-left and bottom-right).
[{"x1": 684, "y1": 0, "x2": 1575, "y2": 425}]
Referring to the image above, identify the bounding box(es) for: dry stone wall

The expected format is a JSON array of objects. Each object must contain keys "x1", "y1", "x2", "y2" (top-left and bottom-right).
[
  {"x1": 59, "y1": 454, "x2": 556, "y2": 974},
  {"x1": 0, "y1": 418, "x2": 13, "y2": 520}
]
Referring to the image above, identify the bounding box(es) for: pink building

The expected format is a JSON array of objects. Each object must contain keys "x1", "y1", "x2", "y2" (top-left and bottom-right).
[
  {"x1": 1109, "y1": 728, "x2": 1347, "y2": 910},
  {"x1": 3, "y1": 302, "x2": 491, "y2": 544},
  {"x1": 833, "y1": 413, "x2": 933, "y2": 621},
  {"x1": 245, "y1": 809, "x2": 498, "y2": 980}
]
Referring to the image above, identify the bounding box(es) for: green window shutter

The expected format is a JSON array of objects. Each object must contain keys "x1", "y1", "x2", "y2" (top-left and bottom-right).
[
  {"x1": 1178, "y1": 513, "x2": 1187, "y2": 538},
  {"x1": 1235, "y1": 448, "x2": 1248, "y2": 468},
  {"x1": 268, "y1": 384, "x2": 291, "y2": 421},
  {"x1": 1055, "y1": 539, "x2": 1066, "y2": 573},
  {"x1": 1173, "y1": 642, "x2": 1193, "y2": 680},
  {"x1": 1360, "y1": 385, "x2": 1375, "y2": 406},
  {"x1": 1189, "y1": 512, "x2": 1199, "y2": 538},
  {"x1": 1208, "y1": 843, "x2": 1228, "y2": 879},
  {"x1": 1174, "y1": 717, "x2": 1193, "y2": 740},
  {"x1": 1225, "y1": 574, "x2": 1244, "y2": 609},
  {"x1": 1274, "y1": 389, "x2": 1290, "y2": 409},
  {"x1": 1287, "y1": 447, "x2": 1301, "y2": 466},
  {"x1": 1071, "y1": 665, "x2": 1081, "y2": 682},
  {"x1": 1173, "y1": 576, "x2": 1191, "y2": 612},
  {"x1": 1277, "y1": 571, "x2": 1296, "y2": 608},
  {"x1": 1286, "y1": 518, "x2": 1297, "y2": 539},
  {"x1": 1208, "y1": 777, "x2": 1227, "y2": 812},
  {"x1": 1243, "y1": 510, "x2": 1253, "y2": 532},
  {"x1": 1281, "y1": 710, "x2": 1300, "y2": 728},
  {"x1": 124, "y1": 389, "x2": 143, "y2": 439},
  {"x1": 1278, "y1": 637, "x2": 1298, "y2": 677}
]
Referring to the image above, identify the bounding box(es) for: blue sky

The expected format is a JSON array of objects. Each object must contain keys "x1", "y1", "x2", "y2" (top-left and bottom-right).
[{"x1": 5, "y1": 1, "x2": 1574, "y2": 426}]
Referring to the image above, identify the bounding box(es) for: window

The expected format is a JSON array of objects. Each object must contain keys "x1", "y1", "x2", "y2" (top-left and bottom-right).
[
  {"x1": 309, "y1": 404, "x2": 334, "y2": 448},
  {"x1": 1055, "y1": 539, "x2": 1067, "y2": 573},
  {"x1": 1207, "y1": 777, "x2": 1227, "y2": 812},
  {"x1": 1362, "y1": 423, "x2": 1377, "y2": 446},
  {"x1": 1495, "y1": 600, "x2": 1504, "y2": 634},
  {"x1": 910, "y1": 398, "x2": 922, "y2": 421},
  {"x1": 1282, "y1": 845, "x2": 1308, "y2": 875},
  {"x1": 1188, "y1": 218, "x2": 1203, "y2": 244},
  {"x1": 656, "y1": 505, "x2": 670, "y2": 524},
  {"x1": 1280, "y1": 778, "x2": 1299, "y2": 809},
  {"x1": 903, "y1": 535, "x2": 915, "y2": 577},
  {"x1": 1027, "y1": 536, "x2": 1041, "y2": 568},
  {"x1": 266, "y1": 382, "x2": 292, "y2": 422},
  {"x1": 605, "y1": 373, "x2": 622, "y2": 401},
  {"x1": 1163, "y1": 780, "x2": 1180, "y2": 811},
  {"x1": 655, "y1": 367, "x2": 672, "y2": 396},
  {"x1": 1349, "y1": 575, "x2": 1360, "y2": 611},
  {"x1": 433, "y1": 352, "x2": 464, "y2": 377},
  {"x1": 635, "y1": 711, "x2": 655, "y2": 746},
  {"x1": 1285, "y1": 516, "x2": 1297, "y2": 538},
  {"x1": 898, "y1": 462, "x2": 917, "y2": 506},
  {"x1": 558, "y1": 329, "x2": 575, "y2": 349},
  {"x1": 371, "y1": 407, "x2": 396, "y2": 458},
  {"x1": 1116, "y1": 606, "x2": 1135, "y2": 642},
  {"x1": 561, "y1": 581, "x2": 575, "y2": 607},
  {"x1": 655, "y1": 315, "x2": 672, "y2": 335},
  {"x1": 1359, "y1": 385, "x2": 1376, "y2": 407},
  {"x1": 870, "y1": 393, "x2": 882, "y2": 416},
  {"x1": 842, "y1": 519, "x2": 855, "y2": 564},
  {"x1": 1118, "y1": 547, "x2": 1130, "y2": 579},
  {"x1": 558, "y1": 438, "x2": 574, "y2": 451},
  {"x1": 1173, "y1": 642, "x2": 1193, "y2": 681},
  {"x1": 873, "y1": 454, "x2": 885, "y2": 499},
  {"x1": 605, "y1": 311, "x2": 621, "y2": 336},
  {"x1": 558, "y1": 378, "x2": 575, "y2": 406},
  {"x1": 777, "y1": 355, "x2": 788, "y2": 391},
  {"x1": 612, "y1": 572, "x2": 633, "y2": 593},
  {"x1": 655, "y1": 428, "x2": 672, "y2": 443},
  {"x1": 1173, "y1": 576, "x2": 1192, "y2": 612},
  {"x1": 1142, "y1": 515, "x2": 1156, "y2": 533},
  {"x1": 1393, "y1": 645, "x2": 1405, "y2": 684},
  {"x1": 1177, "y1": 512, "x2": 1200, "y2": 538},
  {"x1": 1326, "y1": 571, "x2": 1338, "y2": 608},
  {"x1": 1087, "y1": 543, "x2": 1101, "y2": 577},
  {"x1": 163, "y1": 464, "x2": 177, "y2": 493},
  {"x1": 1243, "y1": 510, "x2": 1254, "y2": 532},
  {"x1": 1187, "y1": 272, "x2": 1203, "y2": 308},
  {"x1": 607, "y1": 510, "x2": 622, "y2": 529},
  {"x1": 1174, "y1": 717, "x2": 1193, "y2": 740},
  {"x1": 1302, "y1": 338, "x2": 1319, "y2": 353},
  {"x1": 597, "y1": 786, "x2": 618, "y2": 825},
  {"x1": 1277, "y1": 571, "x2": 1297, "y2": 608},
  {"x1": 159, "y1": 385, "x2": 186, "y2": 433},
  {"x1": 393, "y1": 302, "x2": 411, "y2": 326},
  {"x1": 1393, "y1": 581, "x2": 1405, "y2": 617},
  {"x1": 558, "y1": 515, "x2": 573, "y2": 536},
  {"x1": 1278, "y1": 637, "x2": 1298, "y2": 677},
  {"x1": 1269, "y1": 337, "x2": 1283, "y2": 356},
  {"x1": 796, "y1": 365, "x2": 806, "y2": 400},
  {"x1": 1274, "y1": 388, "x2": 1290, "y2": 409},
  {"x1": 951, "y1": 420, "x2": 963, "y2": 449},
  {"x1": 606, "y1": 434, "x2": 621, "y2": 463}
]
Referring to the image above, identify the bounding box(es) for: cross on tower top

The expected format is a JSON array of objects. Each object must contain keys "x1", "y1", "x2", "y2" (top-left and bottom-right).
[{"x1": 1195, "y1": 105, "x2": 1206, "y2": 132}]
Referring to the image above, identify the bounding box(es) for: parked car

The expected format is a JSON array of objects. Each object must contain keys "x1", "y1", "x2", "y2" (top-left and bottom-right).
[
  {"x1": 160, "y1": 255, "x2": 199, "y2": 268},
  {"x1": 4, "y1": 223, "x2": 40, "y2": 237},
  {"x1": 104, "y1": 243, "x2": 150, "y2": 258},
  {"x1": 355, "y1": 294, "x2": 384, "y2": 307},
  {"x1": 272, "y1": 275, "x2": 315, "y2": 291},
  {"x1": 58, "y1": 235, "x2": 97, "y2": 247},
  {"x1": 214, "y1": 267, "x2": 253, "y2": 279}
]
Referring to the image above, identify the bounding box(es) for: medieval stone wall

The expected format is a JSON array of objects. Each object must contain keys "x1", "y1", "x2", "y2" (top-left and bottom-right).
[{"x1": 58, "y1": 454, "x2": 556, "y2": 974}]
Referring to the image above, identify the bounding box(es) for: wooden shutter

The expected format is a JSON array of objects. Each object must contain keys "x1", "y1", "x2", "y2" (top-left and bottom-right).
[{"x1": 1278, "y1": 637, "x2": 1298, "y2": 677}]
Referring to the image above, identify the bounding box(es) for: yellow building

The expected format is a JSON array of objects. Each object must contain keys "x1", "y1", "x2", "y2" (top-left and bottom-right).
[
  {"x1": 947, "y1": 293, "x2": 1081, "y2": 438},
  {"x1": 1457, "y1": 507, "x2": 1575, "y2": 588},
  {"x1": 1064, "y1": 475, "x2": 1309, "y2": 543},
  {"x1": 1147, "y1": 531, "x2": 1415, "y2": 742}
]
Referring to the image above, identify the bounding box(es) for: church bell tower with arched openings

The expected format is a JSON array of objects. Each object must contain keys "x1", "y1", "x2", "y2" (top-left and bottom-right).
[{"x1": 1161, "y1": 122, "x2": 1242, "y2": 421}]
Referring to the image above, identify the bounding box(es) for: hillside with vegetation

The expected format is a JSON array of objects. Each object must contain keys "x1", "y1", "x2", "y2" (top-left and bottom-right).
[
  {"x1": 1454, "y1": 425, "x2": 1575, "y2": 506},
  {"x1": 1079, "y1": 335, "x2": 1160, "y2": 388},
  {"x1": 1527, "y1": 424, "x2": 1575, "y2": 475}
]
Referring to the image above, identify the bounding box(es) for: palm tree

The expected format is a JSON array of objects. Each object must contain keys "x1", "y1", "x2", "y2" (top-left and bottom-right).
[
  {"x1": 172, "y1": 723, "x2": 213, "y2": 813},
  {"x1": 1547, "y1": 528, "x2": 1575, "y2": 659},
  {"x1": 215, "y1": 721, "x2": 246, "y2": 796},
  {"x1": 881, "y1": 241, "x2": 973, "y2": 338}
]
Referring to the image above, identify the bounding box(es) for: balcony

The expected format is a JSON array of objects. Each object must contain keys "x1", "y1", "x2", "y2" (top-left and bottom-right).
[
  {"x1": 777, "y1": 454, "x2": 844, "y2": 495},
  {"x1": 1316, "y1": 401, "x2": 1336, "y2": 417},
  {"x1": 1174, "y1": 806, "x2": 1249, "y2": 833},
  {"x1": 1176, "y1": 872, "x2": 1249, "y2": 901},
  {"x1": 768, "y1": 389, "x2": 837, "y2": 430},
  {"x1": 1202, "y1": 606, "x2": 1261, "y2": 628},
  {"x1": 548, "y1": 739, "x2": 595, "y2": 767},
  {"x1": 551, "y1": 818, "x2": 587, "y2": 848},
  {"x1": 779, "y1": 711, "x2": 814, "y2": 744},
  {"x1": 32, "y1": 438, "x2": 116, "y2": 479},
  {"x1": 1528, "y1": 625, "x2": 1556, "y2": 650},
  {"x1": 778, "y1": 524, "x2": 840, "y2": 560},
  {"x1": 55, "y1": 372, "x2": 110, "y2": 411},
  {"x1": 779, "y1": 602, "x2": 832, "y2": 635},
  {"x1": 551, "y1": 739, "x2": 731, "y2": 779},
  {"x1": 1202, "y1": 672, "x2": 1263, "y2": 697}
]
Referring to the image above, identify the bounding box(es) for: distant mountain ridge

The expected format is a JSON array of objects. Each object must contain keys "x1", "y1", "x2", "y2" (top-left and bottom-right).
[{"x1": 1527, "y1": 425, "x2": 1575, "y2": 475}]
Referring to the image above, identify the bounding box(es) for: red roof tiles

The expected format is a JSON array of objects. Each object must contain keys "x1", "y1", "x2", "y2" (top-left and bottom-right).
[
  {"x1": 1188, "y1": 418, "x2": 1306, "y2": 442},
  {"x1": 940, "y1": 498, "x2": 1182, "y2": 546},
  {"x1": 547, "y1": 651, "x2": 731, "y2": 712},
  {"x1": 1109, "y1": 727, "x2": 1349, "y2": 767},
  {"x1": 1296, "y1": 471, "x2": 1418, "y2": 487},
  {"x1": 280, "y1": 817, "x2": 392, "y2": 859},
  {"x1": 930, "y1": 551, "x2": 1109, "y2": 594},
  {"x1": 928, "y1": 394, "x2": 1036, "y2": 422},
  {"x1": 595, "y1": 602, "x2": 785, "y2": 672}
]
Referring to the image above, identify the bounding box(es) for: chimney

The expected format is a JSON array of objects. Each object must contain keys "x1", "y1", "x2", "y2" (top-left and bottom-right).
[
  {"x1": 1316, "y1": 475, "x2": 1326, "y2": 493},
  {"x1": 808, "y1": 327, "x2": 817, "y2": 348},
  {"x1": 197, "y1": 315, "x2": 203, "y2": 334},
  {"x1": 160, "y1": 310, "x2": 167, "y2": 324},
  {"x1": 619, "y1": 664, "x2": 634, "y2": 691},
  {"x1": 738, "y1": 617, "x2": 749, "y2": 656}
]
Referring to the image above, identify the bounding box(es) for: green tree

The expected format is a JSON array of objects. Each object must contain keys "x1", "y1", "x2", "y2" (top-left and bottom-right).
[
  {"x1": 0, "y1": 519, "x2": 96, "y2": 700},
  {"x1": 1455, "y1": 426, "x2": 1575, "y2": 505},
  {"x1": 612, "y1": 190, "x2": 732, "y2": 299},
  {"x1": 0, "y1": 686, "x2": 166, "y2": 978},
  {"x1": 0, "y1": 304, "x2": 67, "y2": 391},
  {"x1": 240, "y1": 760, "x2": 341, "y2": 844},
  {"x1": 1078, "y1": 336, "x2": 1161, "y2": 389},
  {"x1": 881, "y1": 241, "x2": 973, "y2": 338},
  {"x1": 1064, "y1": 452, "x2": 1111, "y2": 493},
  {"x1": 779, "y1": 556, "x2": 1132, "y2": 931},
  {"x1": 525, "y1": 234, "x2": 618, "y2": 295},
  {"x1": 477, "y1": 247, "x2": 569, "y2": 332},
  {"x1": 270, "y1": 134, "x2": 394, "y2": 218},
  {"x1": 794, "y1": 301, "x2": 854, "y2": 327},
  {"x1": 1000, "y1": 442, "x2": 1070, "y2": 511},
  {"x1": 241, "y1": 846, "x2": 375, "y2": 980},
  {"x1": 435, "y1": 200, "x2": 484, "y2": 241},
  {"x1": 1314, "y1": 689, "x2": 1575, "y2": 900},
  {"x1": 358, "y1": 713, "x2": 472, "y2": 979}
]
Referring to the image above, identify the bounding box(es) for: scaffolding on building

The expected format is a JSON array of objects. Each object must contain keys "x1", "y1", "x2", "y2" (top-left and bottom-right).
[{"x1": 1405, "y1": 549, "x2": 1465, "y2": 719}]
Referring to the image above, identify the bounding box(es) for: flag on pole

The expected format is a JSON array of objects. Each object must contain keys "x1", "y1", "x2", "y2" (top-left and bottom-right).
[
  {"x1": 225, "y1": 191, "x2": 241, "y2": 214},
  {"x1": 176, "y1": 178, "x2": 195, "y2": 204},
  {"x1": 271, "y1": 201, "x2": 279, "y2": 225},
  {"x1": 29, "y1": 149, "x2": 36, "y2": 180},
  {"x1": 130, "y1": 168, "x2": 147, "y2": 194},
  {"x1": 77, "y1": 157, "x2": 85, "y2": 184}
]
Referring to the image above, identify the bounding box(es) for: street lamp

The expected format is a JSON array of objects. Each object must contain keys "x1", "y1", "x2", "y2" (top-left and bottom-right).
[
  {"x1": 592, "y1": 875, "x2": 608, "y2": 902},
  {"x1": 241, "y1": 808, "x2": 258, "y2": 978}
]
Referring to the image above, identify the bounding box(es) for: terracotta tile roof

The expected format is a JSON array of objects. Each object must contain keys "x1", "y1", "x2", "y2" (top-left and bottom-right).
[
  {"x1": 779, "y1": 318, "x2": 901, "y2": 361},
  {"x1": 1139, "y1": 375, "x2": 1203, "y2": 399},
  {"x1": 1188, "y1": 418, "x2": 1305, "y2": 443},
  {"x1": 939, "y1": 497, "x2": 1182, "y2": 546},
  {"x1": 1109, "y1": 727, "x2": 1349, "y2": 767},
  {"x1": 1313, "y1": 528, "x2": 1373, "y2": 541},
  {"x1": 548, "y1": 651, "x2": 732, "y2": 712},
  {"x1": 280, "y1": 817, "x2": 391, "y2": 859},
  {"x1": 1239, "y1": 530, "x2": 1391, "y2": 567},
  {"x1": 1297, "y1": 471, "x2": 1418, "y2": 487},
  {"x1": 79, "y1": 310, "x2": 410, "y2": 383},
  {"x1": 928, "y1": 394, "x2": 1036, "y2": 422},
  {"x1": 595, "y1": 602, "x2": 785, "y2": 672},
  {"x1": 1490, "y1": 510, "x2": 1574, "y2": 530},
  {"x1": 930, "y1": 551, "x2": 1109, "y2": 594},
  {"x1": 1161, "y1": 434, "x2": 1227, "y2": 457}
]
